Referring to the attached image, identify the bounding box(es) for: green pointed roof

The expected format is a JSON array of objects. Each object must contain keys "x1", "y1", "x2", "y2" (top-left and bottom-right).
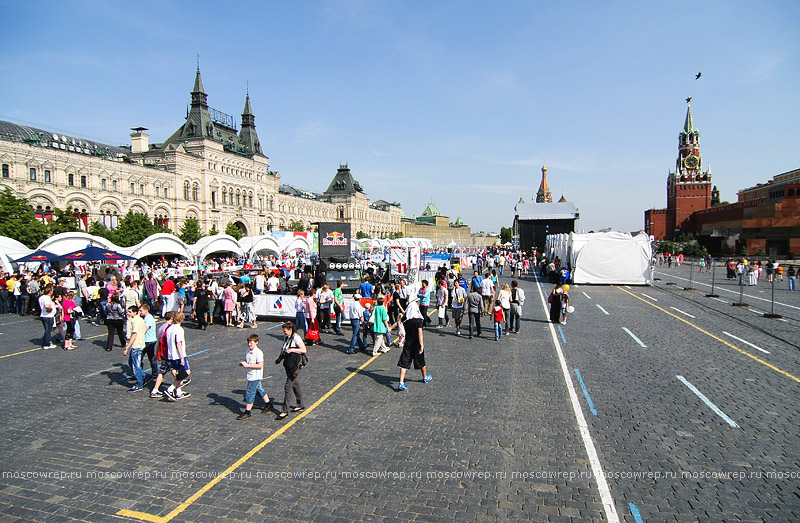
[
  {"x1": 454, "y1": 216, "x2": 465, "y2": 226},
  {"x1": 421, "y1": 203, "x2": 441, "y2": 217},
  {"x1": 682, "y1": 103, "x2": 697, "y2": 134}
]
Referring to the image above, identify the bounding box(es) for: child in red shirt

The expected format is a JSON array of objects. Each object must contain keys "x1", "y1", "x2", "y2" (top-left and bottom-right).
[{"x1": 493, "y1": 300, "x2": 504, "y2": 340}]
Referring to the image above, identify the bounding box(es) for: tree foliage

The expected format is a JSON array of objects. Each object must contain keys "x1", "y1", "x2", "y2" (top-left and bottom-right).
[
  {"x1": 225, "y1": 222, "x2": 244, "y2": 240},
  {"x1": 288, "y1": 219, "x2": 305, "y2": 232},
  {"x1": 47, "y1": 207, "x2": 81, "y2": 236},
  {"x1": 179, "y1": 217, "x2": 203, "y2": 245},
  {"x1": 88, "y1": 220, "x2": 114, "y2": 241},
  {"x1": 0, "y1": 188, "x2": 48, "y2": 248},
  {"x1": 355, "y1": 231, "x2": 369, "y2": 239},
  {"x1": 113, "y1": 211, "x2": 160, "y2": 247},
  {"x1": 500, "y1": 226, "x2": 513, "y2": 244},
  {"x1": 208, "y1": 224, "x2": 219, "y2": 236}
]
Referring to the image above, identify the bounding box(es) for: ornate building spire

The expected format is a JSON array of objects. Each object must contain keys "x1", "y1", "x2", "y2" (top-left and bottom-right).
[
  {"x1": 535, "y1": 165, "x2": 553, "y2": 203},
  {"x1": 238, "y1": 90, "x2": 262, "y2": 155},
  {"x1": 180, "y1": 64, "x2": 213, "y2": 139}
]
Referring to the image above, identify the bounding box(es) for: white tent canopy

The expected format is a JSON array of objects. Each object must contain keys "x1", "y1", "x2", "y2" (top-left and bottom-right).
[
  {"x1": 189, "y1": 234, "x2": 245, "y2": 260},
  {"x1": 122, "y1": 233, "x2": 193, "y2": 260},
  {"x1": 0, "y1": 237, "x2": 32, "y2": 273},
  {"x1": 560, "y1": 231, "x2": 652, "y2": 285},
  {"x1": 241, "y1": 235, "x2": 281, "y2": 257},
  {"x1": 37, "y1": 232, "x2": 116, "y2": 255}
]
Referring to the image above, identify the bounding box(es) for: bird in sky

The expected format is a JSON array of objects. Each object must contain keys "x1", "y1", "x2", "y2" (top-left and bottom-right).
[{"x1": 695, "y1": 72, "x2": 702, "y2": 80}]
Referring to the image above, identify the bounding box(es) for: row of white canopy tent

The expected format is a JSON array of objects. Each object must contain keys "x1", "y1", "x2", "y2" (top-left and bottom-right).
[
  {"x1": 357, "y1": 237, "x2": 435, "y2": 250},
  {"x1": 547, "y1": 231, "x2": 653, "y2": 285},
  {"x1": 0, "y1": 232, "x2": 313, "y2": 273}
]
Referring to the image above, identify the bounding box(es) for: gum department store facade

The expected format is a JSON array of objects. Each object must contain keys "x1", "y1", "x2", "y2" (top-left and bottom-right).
[{"x1": 0, "y1": 67, "x2": 402, "y2": 239}]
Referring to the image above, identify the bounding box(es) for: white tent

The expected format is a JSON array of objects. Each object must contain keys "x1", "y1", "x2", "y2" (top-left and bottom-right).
[
  {"x1": 0, "y1": 237, "x2": 32, "y2": 273},
  {"x1": 189, "y1": 234, "x2": 245, "y2": 260},
  {"x1": 241, "y1": 235, "x2": 282, "y2": 257},
  {"x1": 123, "y1": 233, "x2": 193, "y2": 260},
  {"x1": 569, "y1": 231, "x2": 652, "y2": 285},
  {"x1": 37, "y1": 232, "x2": 117, "y2": 255}
]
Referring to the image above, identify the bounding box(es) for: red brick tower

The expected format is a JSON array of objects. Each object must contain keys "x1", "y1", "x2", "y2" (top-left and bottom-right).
[{"x1": 666, "y1": 99, "x2": 713, "y2": 238}]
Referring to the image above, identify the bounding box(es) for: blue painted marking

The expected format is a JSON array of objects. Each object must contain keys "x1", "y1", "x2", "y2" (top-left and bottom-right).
[
  {"x1": 676, "y1": 375, "x2": 739, "y2": 428},
  {"x1": 557, "y1": 324, "x2": 567, "y2": 344},
  {"x1": 574, "y1": 368, "x2": 598, "y2": 416},
  {"x1": 117, "y1": 348, "x2": 211, "y2": 382},
  {"x1": 265, "y1": 324, "x2": 283, "y2": 331},
  {"x1": 629, "y1": 502, "x2": 644, "y2": 523}
]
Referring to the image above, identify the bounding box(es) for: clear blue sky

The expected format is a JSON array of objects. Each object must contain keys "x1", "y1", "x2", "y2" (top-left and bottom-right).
[{"x1": 2, "y1": 1, "x2": 798, "y2": 234}]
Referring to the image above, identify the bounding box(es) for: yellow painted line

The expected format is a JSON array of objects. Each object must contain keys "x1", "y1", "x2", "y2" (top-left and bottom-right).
[
  {"x1": 617, "y1": 287, "x2": 800, "y2": 384},
  {"x1": 0, "y1": 347, "x2": 43, "y2": 359},
  {"x1": 0, "y1": 319, "x2": 165, "y2": 360},
  {"x1": 117, "y1": 326, "x2": 409, "y2": 522}
]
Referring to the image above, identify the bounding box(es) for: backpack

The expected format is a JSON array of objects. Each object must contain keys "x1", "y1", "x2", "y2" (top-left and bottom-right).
[{"x1": 157, "y1": 325, "x2": 172, "y2": 360}]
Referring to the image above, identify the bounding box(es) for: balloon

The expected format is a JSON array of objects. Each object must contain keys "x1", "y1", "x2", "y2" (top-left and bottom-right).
[
  {"x1": 563, "y1": 284, "x2": 570, "y2": 291},
  {"x1": 567, "y1": 305, "x2": 575, "y2": 314}
]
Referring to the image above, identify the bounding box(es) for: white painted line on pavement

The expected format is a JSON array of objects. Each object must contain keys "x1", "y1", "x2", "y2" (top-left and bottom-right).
[
  {"x1": 622, "y1": 327, "x2": 647, "y2": 348},
  {"x1": 676, "y1": 375, "x2": 739, "y2": 428},
  {"x1": 747, "y1": 309, "x2": 762, "y2": 314},
  {"x1": 624, "y1": 285, "x2": 632, "y2": 289},
  {"x1": 596, "y1": 304, "x2": 610, "y2": 315},
  {"x1": 534, "y1": 276, "x2": 620, "y2": 523},
  {"x1": 712, "y1": 298, "x2": 728, "y2": 304},
  {"x1": 723, "y1": 332, "x2": 770, "y2": 354},
  {"x1": 779, "y1": 318, "x2": 788, "y2": 322},
  {"x1": 582, "y1": 292, "x2": 592, "y2": 300},
  {"x1": 641, "y1": 293, "x2": 658, "y2": 302},
  {"x1": 670, "y1": 306, "x2": 695, "y2": 318}
]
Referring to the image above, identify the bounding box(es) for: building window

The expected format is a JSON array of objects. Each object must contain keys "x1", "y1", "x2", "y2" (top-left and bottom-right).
[
  {"x1": 112, "y1": 180, "x2": 117, "y2": 191},
  {"x1": 192, "y1": 183, "x2": 198, "y2": 201},
  {"x1": 140, "y1": 184, "x2": 144, "y2": 195},
  {"x1": 1, "y1": 164, "x2": 8, "y2": 178},
  {"x1": 80, "y1": 175, "x2": 87, "y2": 188},
  {"x1": 68, "y1": 173, "x2": 74, "y2": 186},
  {"x1": 130, "y1": 182, "x2": 135, "y2": 193},
  {"x1": 29, "y1": 168, "x2": 36, "y2": 181},
  {"x1": 44, "y1": 170, "x2": 51, "y2": 183},
  {"x1": 163, "y1": 187, "x2": 168, "y2": 198},
  {"x1": 101, "y1": 179, "x2": 106, "y2": 190},
  {"x1": 184, "y1": 182, "x2": 190, "y2": 200},
  {"x1": 249, "y1": 193, "x2": 253, "y2": 207},
  {"x1": 236, "y1": 190, "x2": 241, "y2": 206},
  {"x1": 211, "y1": 191, "x2": 217, "y2": 208}
]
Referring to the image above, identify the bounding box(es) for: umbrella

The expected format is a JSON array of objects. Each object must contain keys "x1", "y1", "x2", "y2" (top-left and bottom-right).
[
  {"x1": 55, "y1": 244, "x2": 137, "y2": 262},
  {"x1": 12, "y1": 250, "x2": 62, "y2": 263}
]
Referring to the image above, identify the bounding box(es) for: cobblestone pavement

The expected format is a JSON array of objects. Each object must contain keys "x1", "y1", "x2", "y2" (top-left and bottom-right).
[{"x1": 1, "y1": 265, "x2": 798, "y2": 522}]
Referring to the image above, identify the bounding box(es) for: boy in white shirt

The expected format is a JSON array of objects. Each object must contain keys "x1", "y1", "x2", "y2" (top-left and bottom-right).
[
  {"x1": 165, "y1": 312, "x2": 191, "y2": 401},
  {"x1": 237, "y1": 334, "x2": 273, "y2": 420}
]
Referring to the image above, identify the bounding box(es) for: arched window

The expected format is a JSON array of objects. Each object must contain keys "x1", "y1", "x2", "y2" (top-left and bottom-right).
[
  {"x1": 236, "y1": 190, "x2": 241, "y2": 207},
  {"x1": 222, "y1": 188, "x2": 227, "y2": 204},
  {"x1": 249, "y1": 192, "x2": 253, "y2": 207},
  {"x1": 192, "y1": 183, "x2": 199, "y2": 201},
  {"x1": 184, "y1": 181, "x2": 190, "y2": 200}
]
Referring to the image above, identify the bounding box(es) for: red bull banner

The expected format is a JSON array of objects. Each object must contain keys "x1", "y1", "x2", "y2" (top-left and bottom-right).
[{"x1": 318, "y1": 222, "x2": 351, "y2": 258}]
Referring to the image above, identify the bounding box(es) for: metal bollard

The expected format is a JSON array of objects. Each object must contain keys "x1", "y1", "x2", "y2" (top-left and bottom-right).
[
  {"x1": 764, "y1": 274, "x2": 782, "y2": 318},
  {"x1": 733, "y1": 269, "x2": 748, "y2": 307},
  {"x1": 706, "y1": 260, "x2": 719, "y2": 298},
  {"x1": 684, "y1": 258, "x2": 696, "y2": 291}
]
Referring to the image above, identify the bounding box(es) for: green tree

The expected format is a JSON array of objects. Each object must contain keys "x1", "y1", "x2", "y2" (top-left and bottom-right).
[
  {"x1": 113, "y1": 211, "x2": 157, "y2": 247},
  {"x1": 0, "y1": 188, "x2": 48, "y2": 248},
  {"x1": 47, "y1": 207, "x2": 81, "y2": 236},
  {"x1": 208, "y1": 224, "x2": 219, "y2": 236},
  {"x1": 88, "y1": 220, "x2": 114, "y2": 241},
  {"x1": 739, "y1": 245, "x2": 749, "y2": 257},
  {"x1": 755, "y1": 246, "x2": 767, "y2": 257},
  {"x1": 179, "y1": 217, "x2": 203, "y2": 244},
  {"x1": 500, "y1": 226, "x2": 513, "y2": 244},
  {"x1": 288, "y1": 219, "x2": 305, "y2": 232},
  {"x1": 356, "y1": 231, "x2": 369, "y2": 239},
  {"x1": 225, "y1": 222, "x2": 244, "y2": 240}
]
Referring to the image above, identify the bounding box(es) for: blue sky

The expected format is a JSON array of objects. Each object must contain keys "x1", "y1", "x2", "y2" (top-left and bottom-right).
[{"x1": 1, "y1": 1, "x2": 798, "y2": 234}]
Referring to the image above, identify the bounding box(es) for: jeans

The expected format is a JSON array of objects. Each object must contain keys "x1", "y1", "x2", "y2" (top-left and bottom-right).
[
  {"x1": 349, "y1": 319, "x2": 366, "y2": 353},
  {"x1": 129, "y1": 347, "x2": 146, "y2": 387},
  {"x1": 494, "y1": 321, "x2": 503, "y2": 339},
  {"x1": 335, "y1": 308, "x2": 343, "y2": 333},
  {"x1": 96, "y1": 301, "x2": 107, "y2": 324},
  {"x1": 790, "y1": 276, "x2": 796, "y2": 291},
  {"x1": 245, "y1": 379, "x2": 266, "y2": 404},
  {"x1": 295, "y1": 311, "x2": 307, "y2": 334},
  {"x1": 510, "y1": 303, "x2": 522, "y2": 333},
  {"x1": 0, "y1": 290, "x2": 9, "y2": 313},
  {"x1": 144, "y1": 341, "x2": 157, "y2": 374},
  {"x1": 40, "y1": 317, "x2": 54, "y2": 347}
]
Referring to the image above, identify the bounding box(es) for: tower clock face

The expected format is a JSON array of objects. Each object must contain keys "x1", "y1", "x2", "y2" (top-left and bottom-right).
[{"x1": 684, "y1": 155, "x2": 699, "y2": 169}]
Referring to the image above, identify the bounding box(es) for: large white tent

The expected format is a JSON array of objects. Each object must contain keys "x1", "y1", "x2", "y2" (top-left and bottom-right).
[
  {"x1": 122, "y1": 233, "x2": 193, "y2": 260},
  {"x1": 0, "y1": 237, "x2": 32, "y2": 273},
  {"x1": 550, "y1": 231, "x2": 652, "y2": 285}
]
